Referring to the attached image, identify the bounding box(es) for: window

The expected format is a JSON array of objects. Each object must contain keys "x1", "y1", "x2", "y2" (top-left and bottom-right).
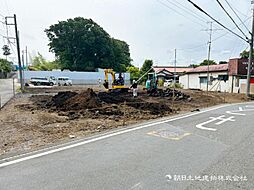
[
  {"x1": 199, "y1": 77, "x2": 207, "y2": 84},
  {"x1": 218, "y1": 75, "x2": 228, "y2": 82}
]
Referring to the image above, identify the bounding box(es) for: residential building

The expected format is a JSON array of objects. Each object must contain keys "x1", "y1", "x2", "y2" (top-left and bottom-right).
[
  {"x1": 153, "y1": 66, "x2": 192, "y2": 82},
  {"x1": 179, "y1": 58, "x2": 254, "y2": 94}
]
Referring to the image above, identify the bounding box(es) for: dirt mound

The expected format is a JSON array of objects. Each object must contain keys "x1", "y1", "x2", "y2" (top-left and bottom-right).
[
  {"x1": 64, "y1": 89, "x2": 102, "y2": 110},
  {"x1": 50, "y1": 91, "x2": 78, "y2": 108},
  {"x1": 98, "y1": 91, "x2": 139, "y2": 104},
  {"x1": 49, "y1": 88, "x2": 101, "y2": 111}
]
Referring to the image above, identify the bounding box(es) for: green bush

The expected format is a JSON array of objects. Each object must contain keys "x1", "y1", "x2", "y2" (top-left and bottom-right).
[
  {"x1": 169, "y1": 83, "x2": 183, "y2": 89},
  {"x1": 158, "y1": 79, "x2": 164, "y2": 87}
]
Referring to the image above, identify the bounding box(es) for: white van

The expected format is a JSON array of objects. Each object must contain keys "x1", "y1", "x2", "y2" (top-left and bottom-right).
[{"x1": 57, "y1": 77, "x2": 72, "y2": 86}]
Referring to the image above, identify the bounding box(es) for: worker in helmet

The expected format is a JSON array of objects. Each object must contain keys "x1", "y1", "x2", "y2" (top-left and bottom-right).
[{"x1": 130, "y1": 80, "x2": 138, "y2": 97}]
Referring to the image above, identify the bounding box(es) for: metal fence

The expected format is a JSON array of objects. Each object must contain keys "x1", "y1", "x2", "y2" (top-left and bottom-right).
[
  {"x1": 20, "y1": 71, "x2": 131, "y2": 85},
  {"x1": 0, "y1": 78, "x2": 16, "y2": 108}
]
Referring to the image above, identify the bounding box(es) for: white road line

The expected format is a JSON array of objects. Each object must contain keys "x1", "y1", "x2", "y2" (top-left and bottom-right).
[
  {"x1": 0, "y1": 103, "x2": 252, "y2": 168},
  {"x1": 129, "y1": 182, "x2": 142, "y2": 190}
]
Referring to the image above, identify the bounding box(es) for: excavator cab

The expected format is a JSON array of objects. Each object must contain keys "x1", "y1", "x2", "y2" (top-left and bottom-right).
[{"x1": 103, "y1": 69, "x2": 129, "y2": 92}]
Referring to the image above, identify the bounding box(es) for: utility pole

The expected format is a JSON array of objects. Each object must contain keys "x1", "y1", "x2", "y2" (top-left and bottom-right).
[
  {"x1": 247, "y1": 2, "x2": 254, "y2": 97},
  {"x1": 202, "y1": 22, "x2": 222, "y2": 93},
  {"x1": 207, "y1": 22, "x2": 212, "y2": 94},
  {"x1": 5, "y1": 14, "x2": 24, "y2": 92},
  {"x1": 172, "y1": 48, "x2": 176, "y2": 110},
  {"x1": 25, "y1": 46, "x2": 28, "y2": 68}
]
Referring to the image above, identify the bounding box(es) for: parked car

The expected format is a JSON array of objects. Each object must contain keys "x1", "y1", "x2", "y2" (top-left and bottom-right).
[
  {"x1": 57, "y1": 77, "x2": 72, "y2": 86},
  {"x1": 30, "y1": 76, "x2": 56, "y2": 86}
]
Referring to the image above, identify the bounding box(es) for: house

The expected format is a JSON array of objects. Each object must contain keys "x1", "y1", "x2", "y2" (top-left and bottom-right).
[
  {"x1": 179, "y1": 64, "x2": 229, "y2": 92},
  {"x1": 153, "y1": 66, "x2": 192, "y2": 82},
  {"x1": 179, "y1": 58, "x2": 254, "y2": 94}
]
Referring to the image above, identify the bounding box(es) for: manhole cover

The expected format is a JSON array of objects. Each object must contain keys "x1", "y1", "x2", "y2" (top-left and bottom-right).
[{"x1": 147, "y1": 128, "x2": 191, "y2": 140}]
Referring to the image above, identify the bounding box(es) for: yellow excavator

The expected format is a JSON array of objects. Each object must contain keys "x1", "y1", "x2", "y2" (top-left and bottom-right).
[{"x1": 103, "y1": 69, "x2": 129, "y2": 92}]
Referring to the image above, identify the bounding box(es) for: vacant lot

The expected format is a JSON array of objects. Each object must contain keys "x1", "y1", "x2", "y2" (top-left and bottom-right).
[{"x1": 0, "y1": 86, "x2": 249, "y2": 158}]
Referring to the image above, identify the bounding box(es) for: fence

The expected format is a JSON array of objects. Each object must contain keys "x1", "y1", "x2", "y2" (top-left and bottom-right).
[
  {"x1": 20, "y1": 70, "x2": 131, "y2": 85},
  {"x1": 0, "y1": 78, "x2": 16, "y2": 108}
]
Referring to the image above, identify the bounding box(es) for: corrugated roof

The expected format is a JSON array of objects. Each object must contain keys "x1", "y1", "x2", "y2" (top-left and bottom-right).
[
  {"x1": 154, "y1": 67, "x2": 192, "y2": 73},
  {"x1": 187, "y1": 64, "x2": 228, "y2": 73}
]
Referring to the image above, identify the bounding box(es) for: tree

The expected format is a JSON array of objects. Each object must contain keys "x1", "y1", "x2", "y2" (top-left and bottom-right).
[
  {"x1": 0, "y1": 58, "x2": 12, "y2": 73},
  {"x1": 45, "y1": 17, "x2": 131, "y2": 72},
  {"x1": 219, "y1": 61, "x2": 227, "y2": 64},
  {"x1": 200, "y1": 59, "x2": 217, "y2": 66},
  {"x1": 126, "y1": 66, "x2": 140, "y2": 81},
  {"x1": 140, "y1": 59, "x2": 154, "y2": 82},
  {"x1": 190, "y1": 59, "x2": 217, "y2": 68},
  {"x1": 112, "y1": 39, "x2": 132, "y2": 72},
  {"x1": 140, "y1": 60, "x2": 154, "y2": 74},
  {"x1": 240, "y1": 50, "x2": 254, "y2": 59},
  {"x1": 30, "y1": 53, "x2": 60, "y2": 71}
]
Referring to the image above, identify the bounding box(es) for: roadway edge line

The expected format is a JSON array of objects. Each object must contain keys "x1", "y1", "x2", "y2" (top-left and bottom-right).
[{"x1": 0, "y1": 101, "x2": 253, "y2": 168}]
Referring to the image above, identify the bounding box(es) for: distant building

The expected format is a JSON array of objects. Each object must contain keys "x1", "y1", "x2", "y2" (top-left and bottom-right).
[
  {"x1": 153, "y1": 66, "x2": 192, "y2": 82},
  {"x1": 179, "y1": 58, "x2": 254, "y2": 94}
]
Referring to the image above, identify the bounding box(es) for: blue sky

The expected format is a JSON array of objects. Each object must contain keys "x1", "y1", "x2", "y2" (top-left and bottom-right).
[{"x1": 0, "y1": 0, "x2": 252, "y2": 67}]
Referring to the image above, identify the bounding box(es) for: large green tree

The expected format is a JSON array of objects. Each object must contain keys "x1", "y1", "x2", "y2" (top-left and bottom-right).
[
  {"x1": 45, "y1": 17, "x2": 131, "y2": 72},
  {"x1": 112, "y1": 39, "x2": 132, "y2": 72}
]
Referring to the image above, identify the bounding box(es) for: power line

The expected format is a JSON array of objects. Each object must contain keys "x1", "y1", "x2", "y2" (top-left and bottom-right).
[
  {"x1": 177, "y1": 16, "x2": 251, "y2": 52},
  {"x1": 215, "y1": 0, "x2": 249, "y2": 39},
  {"x1": 0, "y1": 13, "x2": 5, "y2": 18},
  {"x1": 157, "y1": 0, "x2": 207, "y2": 28},
  {"x1": 169, "y1": 0, "x2": 208, "y2": 22},
  {"x1": 187, "y1": 0, "x2": 248, "y2": 42},
  {"x1": 165, "y1": 0, "x2": 208, "y2": 24},
  {"x1": 224, "y1": 0, "x2": 251, "y2": 34},
  {"x1": 212, "y1": 16, "x2": 251, "y2": 42}
]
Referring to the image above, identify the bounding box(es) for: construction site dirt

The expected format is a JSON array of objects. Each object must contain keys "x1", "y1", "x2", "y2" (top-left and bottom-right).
[{"x1": 0, "y1": 86, "x2": 249, "y2": 158}]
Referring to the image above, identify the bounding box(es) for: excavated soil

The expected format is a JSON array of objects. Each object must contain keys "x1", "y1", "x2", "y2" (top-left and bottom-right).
[
  {"x1": 28, "y1": 89, "x2": 174, "y2": 118},
  {"x1": 0, "y1": 87, "x2": 250, "y2": 157}
]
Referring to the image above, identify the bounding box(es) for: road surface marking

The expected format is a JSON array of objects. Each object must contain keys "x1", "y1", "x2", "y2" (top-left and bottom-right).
[
  {"x1": 147, "y1": 130, "x2": 191, "y2": 140},
  {"x1": 196, "y1": 115, "x2": 235, "y2": 131},
  {"x1": 129, "y1": 182, "x2": 142, "y2": 190},
  {"x1": 214, "y1": 116, "x2": 235, "y2": 125},
  {"x1": 0, "y1": 103, "x2": 253, "y2": 168},
  {"x1": 196, "y1": 117, "x2": 219, "y2": 131},
  {"x1": 226, "y1": 106, "x2": 254, "y2": 115}
]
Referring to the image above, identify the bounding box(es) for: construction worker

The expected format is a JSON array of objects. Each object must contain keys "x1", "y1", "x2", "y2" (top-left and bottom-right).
[
  {"x1": 130, "y1": 80, "x2": 138, "y2": 97},
  {"x1": 103, "y1": 80, "x2": 109, "y2": 89}
]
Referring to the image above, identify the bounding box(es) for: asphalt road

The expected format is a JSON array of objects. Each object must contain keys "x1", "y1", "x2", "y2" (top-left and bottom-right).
[
  {"x1": 0, "y1": 102, "x2": 254, "y2": 190},
  {"x1": 0, "y1": 78, "x2": 15, "y2": 107}
]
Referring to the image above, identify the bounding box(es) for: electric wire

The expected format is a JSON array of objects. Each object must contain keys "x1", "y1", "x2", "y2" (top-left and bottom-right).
[
  {"x1": 168, "y1": 0, "x2": 208, "y2": 22},
  {"x1": 178, "y1": 16, "x2": 251, "y2": 52},
  {"x1": 215, "y1": 0, "x2": 249, "y2": 39},
  {"x1": 157, "y1": 0, "x2": 207, "y2": 28},
  {"x1": 165, "y1": 0, "x2": 208, "y2": 24},
  {"x1": 187, "y1": 0, "x2": 248, "y2": 42},
  {"x1": 224, "y1": 0, "x2": 251, "y2": 34}
]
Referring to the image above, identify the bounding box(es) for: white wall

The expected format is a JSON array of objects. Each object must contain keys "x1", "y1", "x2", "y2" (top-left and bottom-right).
[
  {"x1": 179, "y1": 72, "x2": 230, "y2": 92},
  {"x1": 20, "y1": 71, "x2": 130, "y2": 85}
]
